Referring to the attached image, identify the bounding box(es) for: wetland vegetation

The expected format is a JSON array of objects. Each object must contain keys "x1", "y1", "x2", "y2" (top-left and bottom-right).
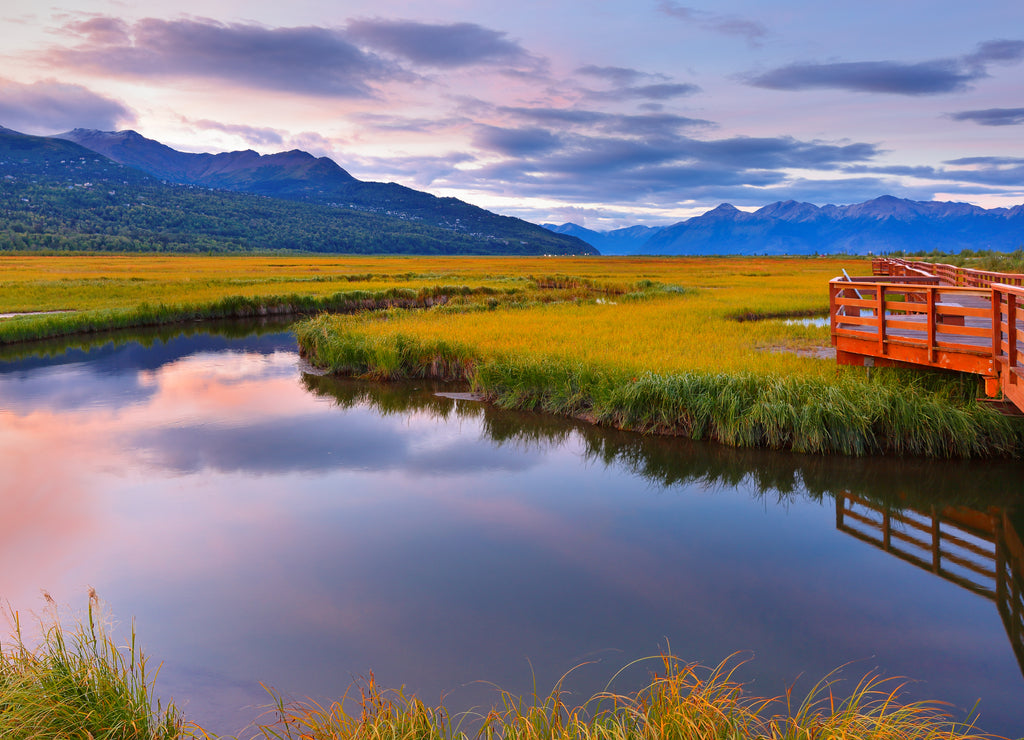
[
  {"x1": 3, "y1": 254, "x2": 1022, "y2": 458},
  {"x1": 0, "y1": 601, "x2": 1001, "y2": 740}
]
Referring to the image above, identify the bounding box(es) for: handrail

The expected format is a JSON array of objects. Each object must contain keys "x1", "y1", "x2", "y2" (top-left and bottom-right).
[
  {"x1": 875, "y1": 258, "x2": 1024, "y2": 289},
  {"x1": 832, "y1": 264, "x2": 1024, "y2": 412},
  {"x1": 992, "y1": 283, "x2": 1024, "y2": 410}
]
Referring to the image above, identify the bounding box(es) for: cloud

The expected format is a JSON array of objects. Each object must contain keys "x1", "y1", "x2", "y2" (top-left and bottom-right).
[
  {"x1": 948, "y1": 107, "x2": 1024, "y2": 126},
  {"x1": 349, "y1": 112, "x2": 470, "y2": 133},
  {"x1": 498, "y1": 106, "x2": 714, "y2": 135},
  {"x1": 748, "y1": 60, "x2": 976, "y2": 95},
  {"x1": 583, "y1": 82, "x2": 700, "y2": 101},
  {"x1": 572, "y1": 64, "x2": 699, "y2": 102},
  {"x1": 0, "y1": 78, "x2": 134, "y2": 134},
  {"x1": 441, "y1": 125, "x2": 881, "y2": 210},
  {"x1": 658, "y1": 1, "x2": 768, "y2": 46},
  {"x1": 346, "y1": 19, "x2": 538, "y2": 70},
  {"x1": 344, "y1": 19, "x2": 540, "y2": 71},
  {"x1": 188, "y1": 119, "x2": 286, "y2": 147},
  {"x1": 964, "y1": 39, "x2": 1024, "y2": 67},
  {"x1": 845, "y1": 158, "x2": 1024, "y2": 187},
  {"x1": 944, "y1": 156, "x2": 1024, "y2": 166},
  {"x1": 472, "y1": 125, "x2": 563, "y2": 157},
  {"x1": 576, "y1": 65, "x2": 649, "y2": 86},
  {"x1": 747, "y1": 39, "x2": 1024, "y2": 95},
  {"x1": 46, "y1": 17, "x2": 405, "y2": 97}
]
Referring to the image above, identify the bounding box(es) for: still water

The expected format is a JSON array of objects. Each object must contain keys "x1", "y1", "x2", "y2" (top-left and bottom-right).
[{"x1": 1, "y1": 322, "x2": 1022, "y2": 737}]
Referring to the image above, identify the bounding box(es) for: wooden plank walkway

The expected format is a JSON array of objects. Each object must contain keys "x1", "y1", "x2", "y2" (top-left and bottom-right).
[{"x1": 830, "y1": 258, "x2": 1024, "y2": 413}]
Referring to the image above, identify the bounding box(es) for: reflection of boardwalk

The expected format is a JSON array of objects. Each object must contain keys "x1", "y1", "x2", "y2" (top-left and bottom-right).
[
  {"x1": 829, "y1": 258, "x2": 1024, "y2": 413},
  {"x1": 836, "y1": 494, "x2": 1024, "y2": 677}
]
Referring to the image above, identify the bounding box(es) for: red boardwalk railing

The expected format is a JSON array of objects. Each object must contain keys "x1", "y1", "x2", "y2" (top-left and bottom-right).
[
  {"x1": 832, "y1": 259, "x2": 1024, "y2": 412},
  {"x1": 994, "y1": 283, "x2": 1024, "y2": 411}
]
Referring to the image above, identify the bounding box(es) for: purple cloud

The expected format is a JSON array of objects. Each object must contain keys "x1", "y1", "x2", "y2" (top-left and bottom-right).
[
  {"x1": 749, "y1": 60, "x2": 975, "y2": 95},
  {"x1": 748, "y1": 39, "x2": 1024, "y2": 95},
  {"x1": 949, "y1": 108, "x2": 1024, "y2": 126},
  {"x1": 498, "y1": 106, "x2": 714, "y2": 135},
  {"x1": 845, "y1": 159, "x2": 1024, "y2": 187},
  {"x1": 0, "y1": 78, "x2": 134, "y2": 134},
  {"x1": 575, "y1": 65, "x2": 648, "y2": 85},
  {"x1": 658, "y1": 2, "x2": 767, "y2": 46},
  {"x1": 188, "y1": 119, "x2": 286, "y2": 147},
  {"x1": 583, "y1": 83, "x2": 700, "y2": 101},
  {"x1": 47, "y1": 17, "x2": 405, "y2": 97},
  {"x1": 346, "y1": 19, "x2": 537, "y2": 69},
  {"x1": 473, "y1": 125, "x2": 562, "y2": 156}
]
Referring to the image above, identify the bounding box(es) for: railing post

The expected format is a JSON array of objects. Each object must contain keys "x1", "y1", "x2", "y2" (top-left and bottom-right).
[
  {"x1": 877, "y1": 284, "x2": 886, "y2": 354},
  {"x1": 927, "y1": 286, "x2": 936, "y2": 363},
  {"x1": 1010, "y1": 292, "x2": 1019, "y2": 373},
  {"x1": 829, "y1": 282, "x2": 837, "y2": 336},
  {"x1": 993, "y1": 287, "x2": 1004, "y2": 365}
]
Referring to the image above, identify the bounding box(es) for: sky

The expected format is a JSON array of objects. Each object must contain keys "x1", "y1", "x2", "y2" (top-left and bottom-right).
[{"x1": 1, "y1": 0, "x2": 1023, "y2": 228}]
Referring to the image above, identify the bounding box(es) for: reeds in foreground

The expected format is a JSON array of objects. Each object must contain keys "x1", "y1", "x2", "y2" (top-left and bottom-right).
[
  {"x1": 253, "y1": 654, "x2": 998, "y2": 740},
  {"x1": 0, "y1": 591, "x2": 188, "y2": 739},
  {"x1": 0, "y1": 600, "x2": 1005, "y2": 740}
]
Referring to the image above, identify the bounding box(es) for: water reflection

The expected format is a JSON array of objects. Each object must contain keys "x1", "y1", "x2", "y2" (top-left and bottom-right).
[
  {"x1": 1, "y1": 324, "x2": 1022, "y2": 738},
  {"x1": 837, "y1": 495, "x2": 1024, "y2": 677},
  {"x1": 304, "y1": 371, "x2": 1023, "y2": 508}
]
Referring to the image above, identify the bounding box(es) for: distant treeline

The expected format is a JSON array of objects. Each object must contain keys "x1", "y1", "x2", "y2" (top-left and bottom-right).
[{"x1": 0, "y1": 177, "x2": 552, "y2": 255}]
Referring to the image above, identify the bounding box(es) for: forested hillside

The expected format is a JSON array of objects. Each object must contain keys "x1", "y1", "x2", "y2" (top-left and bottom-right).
[{"x1": 0, "y1": 128, "x2": 593, "y2": 255}]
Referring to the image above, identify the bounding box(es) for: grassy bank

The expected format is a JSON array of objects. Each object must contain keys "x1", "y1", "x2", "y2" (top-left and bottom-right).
[
  {"x1": 1, "y1": 602, "x2": 999, "y2": 740},
  {"x1": 0, "y1": 593, "x2": 186, "y2": 739},
  {"x1": 0, "y1": 286, "x2": 499, "y2": 345},
  {"x1": 9, "y1": 253, "x2": 1021, "y2": 457},
  {"x1": 295, "y1": 314, "x2": 1024, "y2": 458}
]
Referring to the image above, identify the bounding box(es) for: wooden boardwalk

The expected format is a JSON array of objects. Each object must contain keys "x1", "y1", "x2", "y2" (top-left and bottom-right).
[{"x1": 830, "y1": 258, "x2": 1024, "y2": 413}]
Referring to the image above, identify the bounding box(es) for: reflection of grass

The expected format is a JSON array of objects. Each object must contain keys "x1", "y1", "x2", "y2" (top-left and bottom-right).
[
  {"x1": 254, "y1": 655, "x2": 993, "y2": 740},
  {"x1": 0, "y1": 591, "x2": 187, "y2": 739},
  {"x1": 296, "y1": 315, "x2": 1024, "y2": 458}
]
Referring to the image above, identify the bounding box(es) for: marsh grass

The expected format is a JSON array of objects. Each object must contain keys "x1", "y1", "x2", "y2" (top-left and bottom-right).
[
  {"x1": 251, "y1": 655, "x2": 996, "y2": 740},
  {"x1": 0, "y1": 598, "x2": 1003, "y2": 740},
  {"x1": 0, "y1": 591, "x2": 188, "y2": 739},
  {"x1": 294, "y1": 317, "x2": 1024, "y2": 458},
  {"x1": 0, "y1": 286, "x2": 501, "y2": 345}
]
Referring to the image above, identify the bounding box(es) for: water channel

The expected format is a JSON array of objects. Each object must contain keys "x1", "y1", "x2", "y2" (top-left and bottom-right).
[{"x1": 1, "y1": 321, "x2": 1022, "y2": 737}]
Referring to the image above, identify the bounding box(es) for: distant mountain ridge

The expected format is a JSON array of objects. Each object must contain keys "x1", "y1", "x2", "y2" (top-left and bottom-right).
[
  {"x1": 56, "y1": 128, "x2": 358, "y2": 196},
  {"x1": 546, "y1": 196, "x2": 1024, "y2": 255},
  {"x1": 0, "y1": 125, "x2": 593, "y2": 255},
  {"x1": 56, "y1": 132, "x2": 598, "y2": 258},
  {"x1": 0, "y1": 126, "x2": 593, "y2": 255},
  {"x1": 54, "y1": 127, "x2": 594, "y2": 255}
]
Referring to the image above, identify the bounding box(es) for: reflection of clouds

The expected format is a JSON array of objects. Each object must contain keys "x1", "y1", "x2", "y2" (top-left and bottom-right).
[
  {"x1": 0, "y1": 332, "x2": 296, "y2": 415},
  {"x1": 133, "y1": 411, "x2": 538, "y2": 476},
  {"x1": 0, "y1": 362, "x2": 155, "y2": 413}
]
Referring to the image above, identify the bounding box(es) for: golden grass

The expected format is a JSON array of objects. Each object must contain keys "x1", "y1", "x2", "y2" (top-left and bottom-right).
[
  {"x1": 285, "y1": 255, "x2": 859, "y2": 378},
  {"x1": 0, "y1": 255, "x2": 855, "y2": 376},
  {"x1": 253, "y1": 655, "x2": 997, "y2": 740}
]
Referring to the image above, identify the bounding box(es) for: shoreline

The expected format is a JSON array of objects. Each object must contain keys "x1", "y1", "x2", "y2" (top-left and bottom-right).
[{"x1": 294, "y1": 313, "x2": 1024, "y2": 460}]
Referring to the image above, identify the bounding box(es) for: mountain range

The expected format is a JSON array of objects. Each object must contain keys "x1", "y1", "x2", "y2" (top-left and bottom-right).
[
  {"x1": 4, "y1": 123, "x2": 1022, "y2": 257},
  {"x1": 0, "y1": 125, "x2": 593, "y2": 255},
  {"x1": 545, "y1": 198, "x2": 1024, "y2": 255}
]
